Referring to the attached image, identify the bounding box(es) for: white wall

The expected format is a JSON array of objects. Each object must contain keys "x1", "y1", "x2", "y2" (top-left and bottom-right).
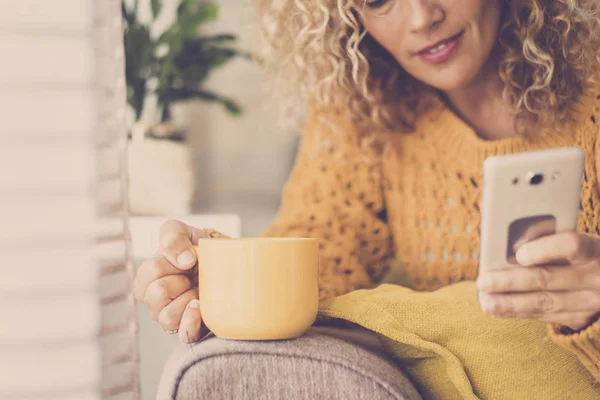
[
  {"x1": 134, "y1": 0, "x2": 299, "y2": 236},
  {"x1": 184, "y1": 1, "x2": 299, "y2": 236}
]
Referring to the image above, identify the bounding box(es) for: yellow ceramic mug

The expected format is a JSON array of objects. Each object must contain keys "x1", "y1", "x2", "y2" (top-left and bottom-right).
[{"x1": 195, "y1": 237, "x2": 319, "y2": 340}]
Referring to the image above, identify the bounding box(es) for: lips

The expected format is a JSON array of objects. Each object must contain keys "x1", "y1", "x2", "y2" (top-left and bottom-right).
[{"x1": 417, "y1": 31, "x2": 464, "y2": 56}]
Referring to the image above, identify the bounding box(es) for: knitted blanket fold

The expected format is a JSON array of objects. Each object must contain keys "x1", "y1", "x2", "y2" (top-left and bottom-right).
[{"x1": 318, "y1": 282, "x2": 600, "y2": 400}]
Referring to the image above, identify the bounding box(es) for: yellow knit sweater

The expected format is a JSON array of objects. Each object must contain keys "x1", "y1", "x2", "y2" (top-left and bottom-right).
[{"x1": 261, "y1": 94, "x2": 600, "y2": 379}]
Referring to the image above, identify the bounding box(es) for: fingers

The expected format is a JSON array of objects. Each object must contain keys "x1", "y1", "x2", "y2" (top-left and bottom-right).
[
  {"x1": 516, "y1": 232, "x2": 600, "y2": 266},
  {"x1": 134, "y1": 255, "x2": 185, "y2": 302},
  {"x1": 479, "y1": 290, "x2": 600, "y2": 321},
  {"x1": 158, "y1": 288, "x2": 198, "y2": 332},
  {"x1": 159, "y1": 220, "x2": 210, "y2": 270},
  {"x1": 132, "y1": 219, "x2": 210, "y2": 341},
  {"x1": 477, "y1": 264, "x2": 600, "y2": 293},
  {"x1": 179, "y1": 299, "x2": 203, "y2": 343},
  {"x1": 144, "y1": 275, "x2": 193, "y2": 320},
  {"x1": 513, "y1": 218, "x2": 557, "y2": 251}
]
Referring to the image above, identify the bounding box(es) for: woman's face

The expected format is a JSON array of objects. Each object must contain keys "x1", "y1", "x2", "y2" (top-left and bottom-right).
[{"x1": 359, "y1": 0, "x2": 503, "y2": 91}]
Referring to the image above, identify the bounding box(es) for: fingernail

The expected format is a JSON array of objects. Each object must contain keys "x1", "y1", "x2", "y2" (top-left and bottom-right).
[
  {"x1": 188, "y1": 299, "x2": 199, "y2": 309},
  {"x1": 177, "y1": 249, "x2": 194, "y2": 266},
  {"x1": 515, "y1": 246, "x2": 531, "y2": 266}
]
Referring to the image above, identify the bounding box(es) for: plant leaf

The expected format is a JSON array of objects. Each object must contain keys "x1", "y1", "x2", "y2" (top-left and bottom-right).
[
  {"x1": 175, "y1": 44, "x2": 238, "y2": 68},
  {"x1": 156, "y1": 29, "x2": 172, "y2": 46},
  {"x1": 178, "y1": 1, "x2": 219, "y2": 38},
  {"x1": 121, "y1": 1, "x2": 134, "y2": 26},
  {"x1": 163, "y1": 87, "x2": 215, "y2": 102},
  {"x1": 222, "y1": 99, "x2": 242, "y2": 116},
  {"x1": 123, "y1": 21, "x2": 152, "y2": 119},
  {"x1": 124, "y1": 0, "x2": 245, "y2": 120},
  {"x1": 150, "y1": 0, "x2": 163, "y2": 19},
  {"x1": 178, "y1": 64, "x2": 210, "y2": 86},
  {"x1": 198, "y1": 34, "x2": 237, "y2": 44},
  {"x1": 162, "y1": 88, "x2": 242, "y2": 116},
  {"x1": 195, "y1": 2, "x2": 219, "y2": 23}
]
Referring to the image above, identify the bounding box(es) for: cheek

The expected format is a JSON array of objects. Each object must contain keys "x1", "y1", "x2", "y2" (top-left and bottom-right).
[
  {"x1": 484, "y1": 3, "x2": 502, "y2": 39},
  {"x1": 472, "y1": 0, "x2": 502, "y2": 41}
]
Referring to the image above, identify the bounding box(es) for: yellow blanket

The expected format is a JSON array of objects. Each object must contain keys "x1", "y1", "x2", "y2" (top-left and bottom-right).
[{"x1": 319, "y1": 282, "x2": 600, "y2": 400}]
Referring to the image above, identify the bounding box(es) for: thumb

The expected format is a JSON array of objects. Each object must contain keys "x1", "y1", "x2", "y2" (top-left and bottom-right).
[
  {"x1": 159, "y1": 220, "x2": 210, "y2": 270},
  {"x1": 513, "y1": 217, "x2": 556, "y2": 252}
]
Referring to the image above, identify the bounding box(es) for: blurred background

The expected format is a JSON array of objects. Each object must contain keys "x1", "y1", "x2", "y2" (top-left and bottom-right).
[
  {"x1": 124, "y1": 0, "x2": 300, "y2": 237},
  {"x1": 2, "y1": 0, "x2": 299, "y2": 399},
  {"x1": 122, "y1": 0, "x2": 301, "y2": 397}
]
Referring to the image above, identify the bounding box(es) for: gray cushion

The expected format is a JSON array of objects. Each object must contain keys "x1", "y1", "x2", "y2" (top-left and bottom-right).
[{"x1": 157, "y1": 326, "x2": 422, "y2": 400}]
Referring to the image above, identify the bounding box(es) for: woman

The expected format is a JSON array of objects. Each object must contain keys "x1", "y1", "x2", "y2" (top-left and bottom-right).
[{"x1": 134, "y1": 0, "x2": 600, "y2": 380}]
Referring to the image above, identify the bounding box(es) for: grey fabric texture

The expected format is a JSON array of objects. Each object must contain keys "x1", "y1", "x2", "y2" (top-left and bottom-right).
[{"x1": 157, "y1": 326, "x2": 422, "y2": 400}]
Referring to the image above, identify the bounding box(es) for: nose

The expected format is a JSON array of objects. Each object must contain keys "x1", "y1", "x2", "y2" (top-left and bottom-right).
[{"x1": 408, "y1": 0, "x2": 445, "y2": 32}]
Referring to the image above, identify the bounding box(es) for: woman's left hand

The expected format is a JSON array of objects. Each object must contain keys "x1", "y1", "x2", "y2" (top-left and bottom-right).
[{"x1": 477, "y1": 232, "x2": 600, "y2": 330}]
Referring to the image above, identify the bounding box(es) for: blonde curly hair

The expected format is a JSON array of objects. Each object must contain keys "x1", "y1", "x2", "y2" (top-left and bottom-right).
[{"x1": 255, "y1": 0, "x2": 600, "y2": 135}]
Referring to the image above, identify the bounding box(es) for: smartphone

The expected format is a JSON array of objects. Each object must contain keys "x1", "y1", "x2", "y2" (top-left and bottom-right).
[{"x1": 479, "y1": 146, "x2": 585, "y2": 270}]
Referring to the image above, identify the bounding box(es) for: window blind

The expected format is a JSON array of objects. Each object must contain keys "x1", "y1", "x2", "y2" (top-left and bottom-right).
[{"x1": 0, "y1": 1, "x2": 139, "y2": 399}]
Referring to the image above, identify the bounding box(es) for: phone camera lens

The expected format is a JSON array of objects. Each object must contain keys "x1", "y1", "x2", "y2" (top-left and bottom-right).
[{"x1": 529, "y1": 173, "x2": 544, "y2": 185}]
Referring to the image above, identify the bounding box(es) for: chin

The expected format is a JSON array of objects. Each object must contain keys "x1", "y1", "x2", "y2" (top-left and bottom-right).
[{"x1": 413, "y1": 63, "x2": 483, "y2": 93}]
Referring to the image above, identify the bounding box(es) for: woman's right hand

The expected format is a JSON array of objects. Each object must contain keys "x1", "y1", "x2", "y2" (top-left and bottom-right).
[{"x1": 133, "y1": 220, "x2": 209, "y2": 343}]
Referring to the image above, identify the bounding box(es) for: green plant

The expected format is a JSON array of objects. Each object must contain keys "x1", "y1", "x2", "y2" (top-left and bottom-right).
[{"x1": 122, "y1": 0, "x2": 248, "y2": 122}]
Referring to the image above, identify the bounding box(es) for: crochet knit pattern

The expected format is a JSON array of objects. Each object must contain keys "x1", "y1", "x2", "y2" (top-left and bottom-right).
[
  {"x1": 260, "y1": 94, "x2": 600, "y2": 379},
  {"x1": 265, "y1": 95, "x2": 600, "y2": 297}
]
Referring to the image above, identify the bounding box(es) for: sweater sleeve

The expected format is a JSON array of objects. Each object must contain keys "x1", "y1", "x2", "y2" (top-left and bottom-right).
[
  {"x1": 261, "y1": 109, "x2": 394, "y2": 301},
  {"x1": 547, "y1": 95, "x2": 600, "y2": 380}
]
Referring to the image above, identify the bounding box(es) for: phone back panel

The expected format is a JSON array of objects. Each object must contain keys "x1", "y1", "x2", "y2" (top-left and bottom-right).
[{"x1": 479, "y1": 147, "x2": 584, "y2": 270}]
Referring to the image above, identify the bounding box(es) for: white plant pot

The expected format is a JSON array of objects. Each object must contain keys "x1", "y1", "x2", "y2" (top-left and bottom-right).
[{"x1": 127, "y1": 122, "x2": 195, "y2": 215}]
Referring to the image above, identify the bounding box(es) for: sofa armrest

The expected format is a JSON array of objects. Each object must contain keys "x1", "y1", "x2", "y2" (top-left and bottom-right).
[{"x1": 157, "y1": 326, "x2": 421, "y2": 400}]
